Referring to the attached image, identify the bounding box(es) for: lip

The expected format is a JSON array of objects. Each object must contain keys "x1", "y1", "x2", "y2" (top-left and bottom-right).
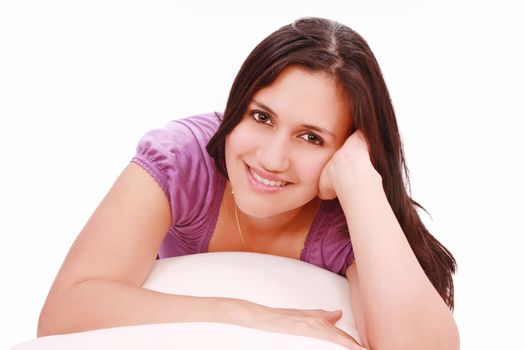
[
  {"x1": 248, "y1": 165, "x2": 290, "y2": 183},
  {"x1": 244, "y1": 163, "x2": 290, "y2": 193}
]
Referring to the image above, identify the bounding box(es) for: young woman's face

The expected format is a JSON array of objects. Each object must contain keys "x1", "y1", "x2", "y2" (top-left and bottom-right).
[{"x1": 225, "y1": 65, "x2": 352, "y2": 218}]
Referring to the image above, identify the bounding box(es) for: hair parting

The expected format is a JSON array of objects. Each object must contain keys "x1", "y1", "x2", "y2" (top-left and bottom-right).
[{"x1": 206, "y1": 17, "x2": 456, "y2": 309}]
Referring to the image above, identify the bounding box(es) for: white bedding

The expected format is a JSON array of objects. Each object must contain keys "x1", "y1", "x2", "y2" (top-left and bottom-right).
[{"x1": 11, "y1": 252, "x2": 360, "y2": 349}]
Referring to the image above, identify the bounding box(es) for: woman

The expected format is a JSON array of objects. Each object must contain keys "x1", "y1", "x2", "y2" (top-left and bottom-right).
[{"x1": 38, "y1": 17, "x2": 459, "y2": 349}]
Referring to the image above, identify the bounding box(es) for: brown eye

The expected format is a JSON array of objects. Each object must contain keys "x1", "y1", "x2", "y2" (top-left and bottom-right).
[
  {"x1": 300, "y1": 132, "x2": 324, "y2": 146},
  {"x1": 251, "y1": 111, "x2": 272, "y2": 125}
]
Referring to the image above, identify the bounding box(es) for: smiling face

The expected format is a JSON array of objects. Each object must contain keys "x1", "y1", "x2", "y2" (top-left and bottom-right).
[{"x1": 224, "y1": 65, "x2": 352, "y2": 218}]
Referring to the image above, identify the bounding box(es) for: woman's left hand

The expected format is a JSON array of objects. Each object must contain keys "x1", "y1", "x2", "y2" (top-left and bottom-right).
[{"x1": 318, "y1": 129, "x2": 380, "y2": 200}]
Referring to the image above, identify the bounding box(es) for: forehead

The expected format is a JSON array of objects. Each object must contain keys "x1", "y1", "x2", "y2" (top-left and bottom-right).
[{"x1": 251, "y1": 65, "x2": 352, "y2": 133}]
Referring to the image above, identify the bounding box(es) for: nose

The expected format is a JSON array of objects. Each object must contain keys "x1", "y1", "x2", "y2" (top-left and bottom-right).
[{"x1": 256, "y1": 132, "x2": 291, "y2": 173}]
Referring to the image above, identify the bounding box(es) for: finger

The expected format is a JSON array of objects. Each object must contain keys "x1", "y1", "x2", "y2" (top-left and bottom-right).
[
  {"x1": 322, "y1": 320, "x2": 365, "y2": 350},
  {"x1": 321, "y1": 310, "x2": 343, "y2": 323},
  {"x1": 316, "y1": 313, "x2": 363, "y2": 349},
  {"x1": 333, "y1": 333, "x2": 366, "y2": 350},
  {"x1": 304, "y1": 311, "x2": 366, "y2": 350},
  {"x1": 333, "y1": 329, "x2": 366, "y2": 350},
  {"x1": 302, "y1": 309, "x2": 340, "y2": 320},
  {"x1": 302, "y1": 309, "x2": 338, "y2": 315},
  {"x1": 336, "y1": 328, "x2": 366, "y2": 350}
]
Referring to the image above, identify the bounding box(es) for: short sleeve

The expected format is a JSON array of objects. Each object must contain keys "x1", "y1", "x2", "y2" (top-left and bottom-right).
[
  {"x1": 320, "y1": 202, "x2": 355, "y2": 277},
  {"x1": 130, "y1": 114, "x2": 221, "y2": 227},
  {"x1": 302, "y1": 200, "x2": 355, "y2": 277}
]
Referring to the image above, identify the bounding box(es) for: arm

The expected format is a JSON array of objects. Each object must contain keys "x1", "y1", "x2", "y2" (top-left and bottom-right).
[
  {"x1": 38, "y1": 162, "x2": 364, "y2": 349},
  {"x1": 342, "y1": 176, "x2": 458, "y2": 349},
  {"x1": 37, "y1": 163, "x2": 246, "y2": 336},
  {"x1": 321, "y1": 131, "x2": 459, "y2": 350}
]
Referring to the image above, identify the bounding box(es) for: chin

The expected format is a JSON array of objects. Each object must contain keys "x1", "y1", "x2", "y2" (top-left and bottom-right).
[
  {"x1": 236, "y1": 200, "x2": 285, "y2": 218},
  {"x1": 236, "y1": 193, "x2": 315, "y2": 219}
]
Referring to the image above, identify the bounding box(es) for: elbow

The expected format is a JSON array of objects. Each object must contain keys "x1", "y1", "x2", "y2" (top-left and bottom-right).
[
  {"x1": 37, "y1": 294, "x2": 69, "y2": 337},
  {"x1": 37, "y1": 281, "x2": 84, "y2": 337},
  {"x1": 445, "y1": 315, "x2": 460, "y2": 350},
  {"x1": 370, "y1": 324, "x2": 459, "y2": 350},
  {"x1": 367, "y1": 307, "x2": 460, "y2": 350},
  {"x1": 427, "y1": 306, "x2": 460, "y2": 350},
  {"x1": 38, "y1": 303, "x2": 71, "y2": 337},
  {"x1": 37, "y1": 305, "x2": 54, "y2": 337}
]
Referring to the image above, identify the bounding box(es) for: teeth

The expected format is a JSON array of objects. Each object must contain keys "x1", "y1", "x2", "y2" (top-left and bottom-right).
[{"x1": 250, "y1": 168, "x2": 288, "y2": 187}]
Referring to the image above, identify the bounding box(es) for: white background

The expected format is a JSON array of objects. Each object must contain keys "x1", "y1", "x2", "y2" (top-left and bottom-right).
[{"x1": 1, "y1": 0, "x2": 523, "y2": 348}]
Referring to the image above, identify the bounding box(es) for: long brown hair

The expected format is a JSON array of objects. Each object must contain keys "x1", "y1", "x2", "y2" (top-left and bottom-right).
[{"x1": 206, "y1": 17, "x2": 456, "y2": 309}]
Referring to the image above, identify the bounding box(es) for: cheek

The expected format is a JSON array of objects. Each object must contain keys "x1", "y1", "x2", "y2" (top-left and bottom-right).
[
  {"x1": 296, "y1": 151, "x2": 332, "y2": 183},
  {"x1": 224, "y1": 131, "x2": 240, "y2": 171},
  {"x1": 225, "y1": 124, "x2": 255, "y2": 167},
  {"x1": 225, "y1": 127, "x2": 244, "y2": 156},
  {"x1": 227, "y1": 123, "x2": 267, "y2": 158}
]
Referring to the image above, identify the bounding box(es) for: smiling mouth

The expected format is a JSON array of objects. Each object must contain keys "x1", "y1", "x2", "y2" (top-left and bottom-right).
[{"x1": 248, "y1": 166, "x2": 290, "y2": 188}]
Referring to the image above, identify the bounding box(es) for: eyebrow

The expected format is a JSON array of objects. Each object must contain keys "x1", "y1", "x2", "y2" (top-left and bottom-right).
[{"x1": 252, "y1": 100, "x2": 336, "y2": 139}]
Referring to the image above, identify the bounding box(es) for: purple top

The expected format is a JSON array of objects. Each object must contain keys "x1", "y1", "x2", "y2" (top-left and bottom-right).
[{"x1": 131, "y1": 113, "x2": 354, "y2": 277}]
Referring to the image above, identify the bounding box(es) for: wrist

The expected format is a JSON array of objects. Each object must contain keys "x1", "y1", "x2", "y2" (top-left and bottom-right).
[
  {"x1": 218, "y1": 297, "x2": 263, "y2": 327},
  {"x1": 332, "y1": 158, "x2": 382, "y2": 195},
  {"x1": 336, "y1": 171, "x2": 384, "y2": 213}
]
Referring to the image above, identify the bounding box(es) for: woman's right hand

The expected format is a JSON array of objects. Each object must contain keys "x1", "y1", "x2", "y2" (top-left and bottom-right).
[{"x1": 235, "y1": 302, "x2": 366, "y2": 349}]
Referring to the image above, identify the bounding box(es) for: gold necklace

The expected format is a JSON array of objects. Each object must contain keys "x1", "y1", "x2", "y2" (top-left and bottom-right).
[
  {"x1": 232, "y1": 193, "x2": 248, "y2": 250},
  {"x1": 231, "y1": 190, "x2": 311, "y2": 252}
]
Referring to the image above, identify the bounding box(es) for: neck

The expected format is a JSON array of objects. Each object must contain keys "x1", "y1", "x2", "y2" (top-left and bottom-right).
[{"x1": 228, "y1": 182, "x2": 320, "y2": 240}]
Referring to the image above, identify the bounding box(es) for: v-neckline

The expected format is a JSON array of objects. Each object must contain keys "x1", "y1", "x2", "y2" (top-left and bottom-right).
[{"x1": 204, "y1": 176, "x2": 324, "y2": 262}]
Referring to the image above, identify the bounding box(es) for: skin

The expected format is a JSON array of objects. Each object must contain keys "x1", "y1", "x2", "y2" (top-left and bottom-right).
[
  {"x1": 37, "y1": 64, "x2": 366, "y2": 350},
  {"x1": 222, "y1": 65, "x2": 369, "y2": 348},
  {"x1": 318, "y1": 106, "x2": 460, "y2": 349},
  {"x1": 225, "y1": 64, "x2": 459, "y2": 349},
  {"x1": 38, "y1": 64, "x2": 458, "y2": 350},
  {"x1": 224, "y1": 65, "x2": 352, "y2": 241}
]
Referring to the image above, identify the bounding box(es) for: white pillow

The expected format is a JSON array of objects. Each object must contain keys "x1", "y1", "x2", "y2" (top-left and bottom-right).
[
  {"x1": 11, "y1": 252, "x2": 361, "y2": 350},
  {"x1": 143, "y1": 252, "x2": 360, "y2": 341}
]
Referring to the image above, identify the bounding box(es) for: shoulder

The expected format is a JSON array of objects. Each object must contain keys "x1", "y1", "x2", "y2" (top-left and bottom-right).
[
  {"x1": 131, "y1": 112, "x2": 224, "y2": 222},
  {"x1": 132, "y1": 112, "x2": 222, "y2": 183},
  {"x1": 168, "y1": 112, "x2": 223, "y2": 141},
  {"x1": 137, "y1": 112, "x2": 222, "y2": 154}
]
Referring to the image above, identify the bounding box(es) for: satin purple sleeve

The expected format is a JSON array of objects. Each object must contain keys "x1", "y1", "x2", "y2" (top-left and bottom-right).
[
  {"x1": 130, "y1": 112, "x2": 354, "y2": 276},
  {"x1": 130, "y1": 113, "x2": 222, "y2": 234}
]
